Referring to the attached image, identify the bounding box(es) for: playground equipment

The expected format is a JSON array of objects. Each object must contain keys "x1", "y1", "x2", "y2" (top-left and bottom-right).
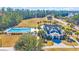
[
  {"x1": 51, "y1": 35, "x2": 61, "y2": 44},
  {"x1": 43, "y1": 24, "x2": 64, "y2": 44},
  {"x1": 47, "y1": 41, "x2": 54, "y2": 46}
]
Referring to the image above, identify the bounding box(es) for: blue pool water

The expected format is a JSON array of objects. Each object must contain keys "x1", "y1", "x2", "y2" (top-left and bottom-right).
[{"x1": 7, "y1": 28, "x2": 31, "y2": 33}]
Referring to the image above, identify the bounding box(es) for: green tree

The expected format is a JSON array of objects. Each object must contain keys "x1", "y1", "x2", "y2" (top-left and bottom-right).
[{"x1": 15, "y1": 33, "x2": 43, "y2": 51}]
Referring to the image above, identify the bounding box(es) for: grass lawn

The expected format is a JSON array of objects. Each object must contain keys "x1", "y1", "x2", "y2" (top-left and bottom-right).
[
  {"x1": 17, "y1": 17, "x2": 51, "y2": 28},
  {"x1": 0, "y1": 34, "x2": 21, "y2": 47}
]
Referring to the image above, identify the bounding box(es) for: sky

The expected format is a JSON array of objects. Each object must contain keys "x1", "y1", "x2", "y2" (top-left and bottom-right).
[{"x1": 0, "y1": 0, "x2": 79, "y2": 11}]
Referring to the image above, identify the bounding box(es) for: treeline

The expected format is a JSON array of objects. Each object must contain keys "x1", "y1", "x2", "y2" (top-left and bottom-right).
[
  {"x1": 0, "y1": 8, "x2": 23, "y2": 30},
  {"x1": 0, "y1": 7, "x2": 79, "y2": 31},
  {"x1": 66, "y1": 14, "x2": 79, "y2": 25},
  {"x1": 70, "y1": 14, "x2": 79, "y2": 25}
]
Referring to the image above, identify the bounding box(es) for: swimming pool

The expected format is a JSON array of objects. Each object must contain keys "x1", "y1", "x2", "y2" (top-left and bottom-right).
[{"x1": 5, "y1": 28, "x2": 32, "y2": 33}]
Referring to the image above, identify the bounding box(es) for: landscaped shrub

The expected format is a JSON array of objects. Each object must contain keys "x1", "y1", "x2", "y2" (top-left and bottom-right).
[
  {"x1": 14, "y1": 33, "x2": 43, "y2": 51},
  {"x1": 75, "y1": 31, "x2": 79, "y2": 35}
]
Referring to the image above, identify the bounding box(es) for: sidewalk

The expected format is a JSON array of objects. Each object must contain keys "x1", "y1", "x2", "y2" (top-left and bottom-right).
[
  {"x1": 42, "y1": 43, "x2": 79, "y2": 50},
  {"x1": 0, "y1": 47, "x2": 15, "y2": 51}
]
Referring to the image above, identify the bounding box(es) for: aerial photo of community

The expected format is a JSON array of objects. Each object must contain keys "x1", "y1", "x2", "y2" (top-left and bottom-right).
[{"x1": 0, "y1": 7, "x2": 79, "y2": 51}]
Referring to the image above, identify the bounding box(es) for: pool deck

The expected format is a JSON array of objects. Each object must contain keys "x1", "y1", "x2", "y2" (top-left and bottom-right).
[{"x1": 4, "y1": 28, "x2": 12, "y2": 33}]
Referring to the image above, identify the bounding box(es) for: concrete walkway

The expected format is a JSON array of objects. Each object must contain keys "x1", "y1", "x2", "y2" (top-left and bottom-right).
[
  {"x1": 0, "y1": 47, "x2": 15, "y2": 51},
  {"x1": 54, "y1": 18, "x2": 68, "y2": 25},
  {"x1": 42, "y1": 43, "x2": 75, "y2": 49}
]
